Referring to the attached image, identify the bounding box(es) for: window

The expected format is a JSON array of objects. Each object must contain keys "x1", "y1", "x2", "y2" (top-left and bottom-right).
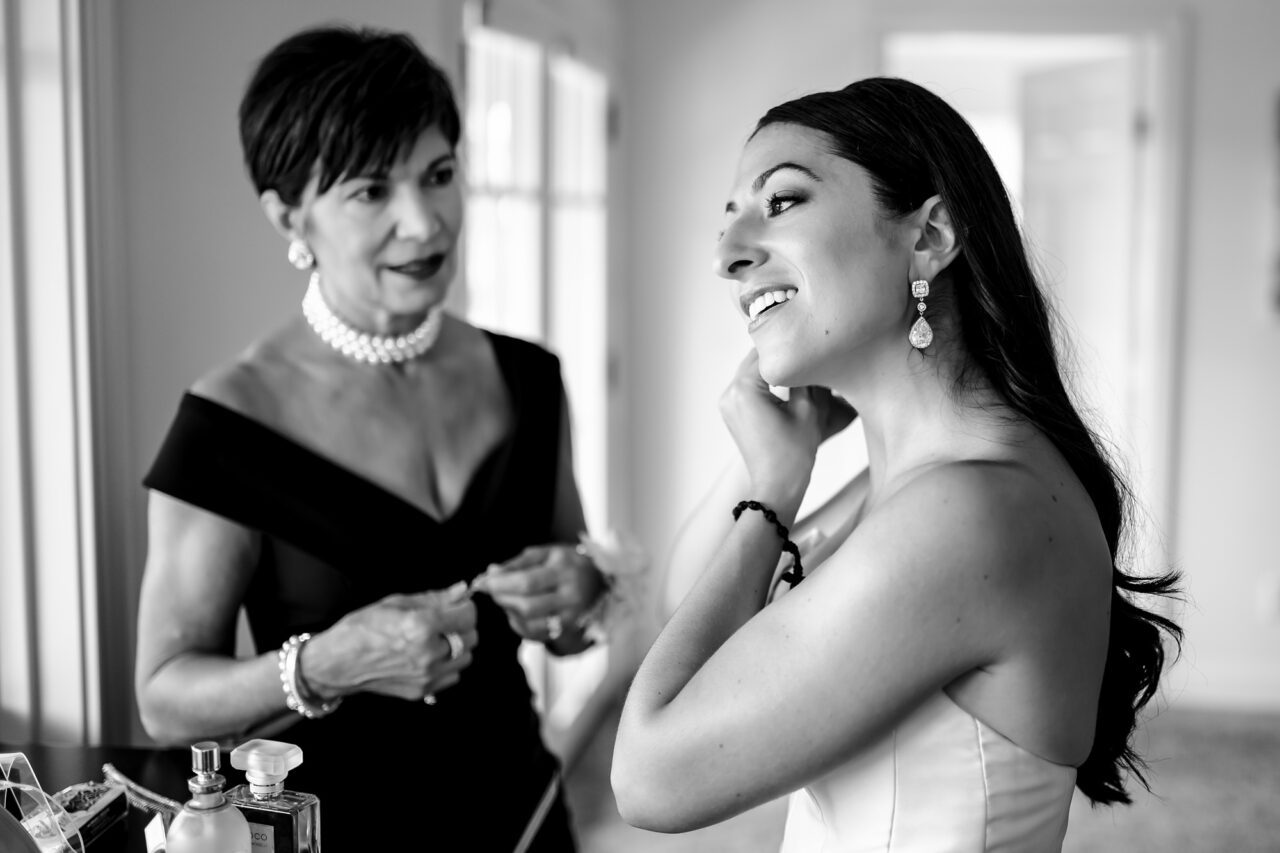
[
  {"x1": 463, "y1": 28, "x2": 545, "y2": 341},
  {"x1": 464, "y1": 25, "x2": 612, "y2": 750},
  {"x1": 0, "y1": 0, "x2": 102, "y2": 744}
]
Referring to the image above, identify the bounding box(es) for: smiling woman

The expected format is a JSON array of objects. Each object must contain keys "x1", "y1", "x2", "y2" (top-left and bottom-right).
[
  {"x1": 613, "y1": 77, "x2": 1182, "y2": 852},
  {"x1": 716, "y1": 131, "x2": 915, "y2": 386},
  {"x1": 131, "y1": 25, "x2": 608, "y2": 851}
]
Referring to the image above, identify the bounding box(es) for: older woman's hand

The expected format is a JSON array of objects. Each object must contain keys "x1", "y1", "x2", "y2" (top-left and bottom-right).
[
  {"x1": 299, "y1": 582, "x2": 478, "y2": 704},
  {"x1": 474, "y1": 545, "x2": 605, "y2": 646}
]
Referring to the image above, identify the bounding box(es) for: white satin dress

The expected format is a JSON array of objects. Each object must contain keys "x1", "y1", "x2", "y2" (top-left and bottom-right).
[
  {"x1": 777, "y1": 691, "x2": 1077, "y2": 852},
  {"x1": 773, "y1": 531, "x2": 1078, "y2": 852}
]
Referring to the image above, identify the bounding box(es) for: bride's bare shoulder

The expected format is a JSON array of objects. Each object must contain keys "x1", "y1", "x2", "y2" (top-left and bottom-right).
[
  {"x1": 837, "y1": 458, "x2": 1107, "y2": 596},
  {"x1": 795, "y1": 467, "x2": 871, "y2": 535}
]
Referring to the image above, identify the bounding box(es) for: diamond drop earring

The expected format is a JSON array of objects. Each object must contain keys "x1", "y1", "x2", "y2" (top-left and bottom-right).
[
  {"x1": 909, "y1": 279, "x2": 933, "y2": 350},
  {"x1": 287, "y1": 239, "x2": 315, "y2": 271}
]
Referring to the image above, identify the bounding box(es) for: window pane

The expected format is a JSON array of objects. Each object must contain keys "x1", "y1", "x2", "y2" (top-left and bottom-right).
[
  {"x1": 550, "y1": 55, "x2": 607, "y2": 199},
  {"x1": 549, "y1": 55, "x2": 609, "y2": 532},
  {"x1": 550, "y1": 204, "x2": 606, "y2": 531},
  {"x1": 465, "y1": 194, "x2": 544, "y2": 341},
  {"x1": 465, "y1": 27, "x2": 543, "y2": 193}
]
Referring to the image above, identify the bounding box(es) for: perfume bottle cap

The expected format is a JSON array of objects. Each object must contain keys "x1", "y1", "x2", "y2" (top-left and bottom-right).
[
  {"x1": 190, "y1": 741, "x2": 221, "y2": 774},
  {"x1": 230, "y1": 739, "x2": 303, "y2": 784},
  {"x1": 187, "y1": 742, "x2": 228, "y2": 796}
]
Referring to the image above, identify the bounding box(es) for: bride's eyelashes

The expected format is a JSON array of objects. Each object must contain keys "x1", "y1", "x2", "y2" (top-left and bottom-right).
[{"x1": 766, "y1": 191, "x2": 806, "y2": 217}]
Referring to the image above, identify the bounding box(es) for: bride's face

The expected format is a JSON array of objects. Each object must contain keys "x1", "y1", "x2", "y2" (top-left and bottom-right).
[{"x1": 714, "y1": 122, "x2": 913, "y2": 388}]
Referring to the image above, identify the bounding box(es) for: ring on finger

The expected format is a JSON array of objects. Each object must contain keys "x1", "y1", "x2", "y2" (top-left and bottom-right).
[
  {"x1": 423, "y1": 693, "x2": 437, "y2": 706},
  {"x1": 546, "y1": 615, "x2": 564, "y2": 641},
  {"x1": 444, "y1": 631, "x2": 465, "y2": 661}
]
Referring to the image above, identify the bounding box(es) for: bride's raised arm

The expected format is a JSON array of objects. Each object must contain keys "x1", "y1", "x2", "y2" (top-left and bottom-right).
[{"x1": 660, "y1": 453, "x2": 866, "y2": 621}]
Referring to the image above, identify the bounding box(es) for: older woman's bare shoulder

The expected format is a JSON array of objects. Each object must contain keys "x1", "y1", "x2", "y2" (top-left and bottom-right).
[{"x1": 188, "y1": 350, "x2": 285, "y2": 428}]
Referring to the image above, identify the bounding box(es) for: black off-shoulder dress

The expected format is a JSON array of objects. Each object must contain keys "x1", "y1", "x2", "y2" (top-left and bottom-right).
[{"x1": 143, "y1": 332, "x2": 577, "y2": 851}]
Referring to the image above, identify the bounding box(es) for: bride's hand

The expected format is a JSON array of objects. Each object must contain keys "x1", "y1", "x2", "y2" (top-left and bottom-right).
[{"x1": 719, "y1": 350, "x2": 856, "y2": 521}]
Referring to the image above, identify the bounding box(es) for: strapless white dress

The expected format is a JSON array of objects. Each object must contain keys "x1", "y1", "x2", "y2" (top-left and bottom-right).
[{"x1": 777, "y1": 691, "x2": 1077, "y2": 852}]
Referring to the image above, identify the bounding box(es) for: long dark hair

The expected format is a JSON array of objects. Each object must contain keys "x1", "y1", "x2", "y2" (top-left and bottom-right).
[{"x1": 757, "y1": 77, "x2": 1182, "y2": 805}]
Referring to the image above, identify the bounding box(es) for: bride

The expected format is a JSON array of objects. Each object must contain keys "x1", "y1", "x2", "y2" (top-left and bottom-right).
[{"x1": 611, "y1": 77, "x2": 1181, "y2": 851}]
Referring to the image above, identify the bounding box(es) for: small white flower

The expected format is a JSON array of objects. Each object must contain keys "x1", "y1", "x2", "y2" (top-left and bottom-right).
[{"x1": 575, "y1": 530, "x2": 649, "y2": 644}]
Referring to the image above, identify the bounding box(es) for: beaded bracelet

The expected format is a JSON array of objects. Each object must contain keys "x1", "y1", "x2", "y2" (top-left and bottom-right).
[
  {"x1": 278, "y1": 633, "x2": 342, "y2": 720},
  {"x1": 732, "y1": 500, "x2": 805, "y2": 588}
]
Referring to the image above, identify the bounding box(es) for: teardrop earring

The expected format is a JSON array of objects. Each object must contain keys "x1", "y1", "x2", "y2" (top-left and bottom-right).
[
  {"x1": 287, "y1": 239, "x2": 315, "y2": 271},
  {"x1": 908, "y1": 279, "x2": 933, "y2": 350}
]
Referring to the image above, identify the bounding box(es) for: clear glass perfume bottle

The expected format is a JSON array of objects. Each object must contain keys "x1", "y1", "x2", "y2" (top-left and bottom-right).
[
  {"x1": 166, "y1": 742, "x2": 252, "y2": 853},
  {"x1": 225, "y1": 739, "x2": 320, "y2": 853}
]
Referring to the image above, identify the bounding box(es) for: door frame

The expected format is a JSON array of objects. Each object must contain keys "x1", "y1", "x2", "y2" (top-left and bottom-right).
[{"x1": 872, "y1": 4, "x2": 1192, "y2": 576}]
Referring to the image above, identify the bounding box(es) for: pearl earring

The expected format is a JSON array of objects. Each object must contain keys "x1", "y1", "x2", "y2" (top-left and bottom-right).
[
  {"x1": 909, "y1": 279, "x2": 933, "y2": 349},
  {"x1": 287, "y1": 239, "x2": 315, "y2": 271}
]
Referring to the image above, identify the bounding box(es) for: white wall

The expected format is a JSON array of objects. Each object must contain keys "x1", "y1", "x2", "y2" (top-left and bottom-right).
[
  {"x1": 1172, "y1": 0, "x2": 1280, "y2": 709},
  {"x1": 619, "y1": 0, "x2": 1280, "y2": 711},
  {"x1": 617, "y1": 0, "x2": 880, "y2": 585}
]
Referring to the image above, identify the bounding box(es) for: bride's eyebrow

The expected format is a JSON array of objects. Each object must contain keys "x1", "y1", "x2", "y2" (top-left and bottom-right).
[
  {"x1": 725, "y1": 161, "x2": 823, "y2": 213},
  {"x1": 753, "y1": 161, "x2": 822, "y2": 192}
]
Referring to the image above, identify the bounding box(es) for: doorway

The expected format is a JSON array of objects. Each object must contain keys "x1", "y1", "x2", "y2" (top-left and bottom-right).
[{"x1": 882, "y1": 30, "x2": 1184, "y2": 577}]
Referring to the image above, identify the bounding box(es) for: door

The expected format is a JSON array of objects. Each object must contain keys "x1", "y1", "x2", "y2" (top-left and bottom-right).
[{"x1": 1020, "y1": 56, "x2": 1145, "y2": 466}]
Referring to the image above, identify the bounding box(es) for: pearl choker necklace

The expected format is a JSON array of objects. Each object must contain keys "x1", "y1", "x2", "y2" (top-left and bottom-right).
[{"x1": 301, "y1": 273, "x2": 444, "y2": 365}]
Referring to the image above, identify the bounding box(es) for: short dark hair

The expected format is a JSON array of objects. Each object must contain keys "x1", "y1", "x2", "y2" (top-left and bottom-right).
[
  {"x1": 239, "y1": 25, "x2": 461, "y2": 205},
  {"x1": 756, "y1": 78, "x2": 1182, "y2": 807}
]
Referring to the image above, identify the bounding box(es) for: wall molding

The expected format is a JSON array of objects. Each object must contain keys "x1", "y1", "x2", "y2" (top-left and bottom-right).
[{"x1": 0, "y1": 0, "x2": 103, "y2": 745}]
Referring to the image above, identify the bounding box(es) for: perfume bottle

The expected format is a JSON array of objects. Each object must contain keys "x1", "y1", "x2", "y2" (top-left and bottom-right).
[
  {"x1": 166, "y1": 742, "x2": 252, "y2": 853},
  {"x1": 226, "y1": 739, "x2": 320, "y2": 853}
]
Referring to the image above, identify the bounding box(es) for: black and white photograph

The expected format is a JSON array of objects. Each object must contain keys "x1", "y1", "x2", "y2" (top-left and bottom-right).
[{"x1": 0, "y1": 1, "x2": 1276, "y2": 851}]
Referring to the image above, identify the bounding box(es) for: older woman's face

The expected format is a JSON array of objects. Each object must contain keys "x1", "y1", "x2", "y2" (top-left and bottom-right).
[
  {"x1": 301, "y1": 125, "x2": 462, "y2": 323},
  {"x1": 714, "y1": 123, "x2": 912, "y2": 389}
]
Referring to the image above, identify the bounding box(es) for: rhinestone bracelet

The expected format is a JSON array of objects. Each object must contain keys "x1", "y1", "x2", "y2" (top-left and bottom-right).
[{"x1": 278, "y1": 633, "x2": 342, "y2": 719}]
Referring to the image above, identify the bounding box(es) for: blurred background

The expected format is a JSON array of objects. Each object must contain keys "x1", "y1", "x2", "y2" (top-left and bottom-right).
[{"x1": 1, "y1": 0, "x2": 1277, "y2": 849}]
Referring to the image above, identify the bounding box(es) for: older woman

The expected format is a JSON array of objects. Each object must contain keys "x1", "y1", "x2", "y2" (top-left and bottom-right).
[{"x1": 134, "y1": 25, "x2": 603, "y2": 850}]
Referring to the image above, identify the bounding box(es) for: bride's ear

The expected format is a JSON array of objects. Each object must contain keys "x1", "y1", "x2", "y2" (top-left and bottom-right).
[{"x1": 910, "y1": 195, "x2": 960, "y2": 280}]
